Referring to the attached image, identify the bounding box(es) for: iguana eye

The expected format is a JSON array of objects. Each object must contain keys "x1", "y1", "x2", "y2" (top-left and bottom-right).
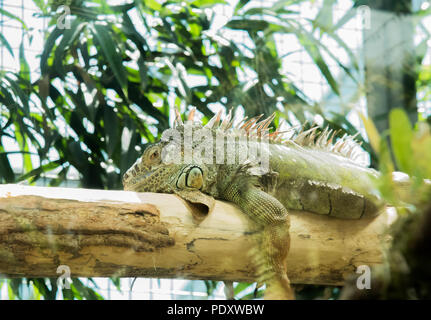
[
  {"x1": 144, "y1": 146, "x2": 161, "y2": 166},
  {"x1": 186, "y1": 167, "x2": 203, "y2": 189},
  {"x1": 150, "y1": 149, "x2": 159, "y2": 160},
  {"x1": 177, "y1": 166, "x2": 204, "y2": 190}
]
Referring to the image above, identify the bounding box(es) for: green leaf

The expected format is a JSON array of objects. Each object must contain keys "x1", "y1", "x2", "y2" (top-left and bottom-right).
[
  {"x1": 359, "y1": 112, "x2": 381, "y2": 154},
  {"x1": 54, "y1": 20, "x2": 87, "y2": 79},
  {"x1": 19, "y1": 39, "x2": 30, "y2": 81},
  {"x1": 14, "y1": 124, "x2": 33, "y2": 177},
  {"x1": 7, "y1": 280, "x2": 18, "y2": 300},
  {"x1": 0, "y1": 8, "x2": 27, "y2": 30},
  {"x1": 62, "y1": 287, "x2": 75, "y2": 300},
  {"x1": 314, "y1": 0, "x2": 335, "y2": 31},
  {"x1": 16, "y1": 160, "x2": 63, "y2": 182},
  {"x1": 389, "y1": 108, "x2": 414, "y2": 174},
  {"x1": 332, "y1": 7, "x2": 356, "y2": 31},
  {"x1": 90, "y1": 23, "x2": 128, "y2": 96},
  {"x1": 299, "y1": 36, "x2": 340, "y2": 95},
  {"x1": 4, "y1": 74, "x2": 30, "y2": 115},
  {"x1": 234, "y1": 0, "x2": 251, "y2": 14},
  {"x1": 411, "y1": 124, "x2": 431, "y2": 179},
  {"x1": 104, "y1": 107, "x2": 120, "y2": 157},
  {"x1": 0, "y1": 33, "x2": 14, "y2": 57},
  {"x1": 110, "y1": 277, "x2": 122, "y2": 292},
  {"x1": 137, "y1": 55, "x2": 148, "y2": 90},
  {"x1": 144, "y1": 0, "x2": 162, "y2": 11},
  {"x1": 240, "y1": 288, "x2": 264, "y2": 300},
  {"x1": 31, "y1": 279, "x2": 50, "y2": 299},
  {"x1": 416, "y1": 38, "x2": 429, "y2": 64},
  {"x1": 243, "y1": 7, "x2": 297, "y2": 16},
  {"x1": 234, "y1": 282, "x2": 254, "y2": 296},
  {"x1": 40, "y1": 27, "x2": 64, "y2": 74},
  {"x1": 8, "y1": 279, "x2": 25, "y2": 299},
  {"x1": 78, "y1": 41, "x2": 90, "y2": 68},
  {"x1": 191, "y1": 0, "x2": 227, "y2": 8},
  {"x1": 32, "y1": 0, "x2": 48, "y2": 14},
  {"x1": 71, "y1": 279, "x2": 104, "y2": 300},
  {"x1": 377, "y1": 137, "x2": 396, "y2": 203},
  {"x1": 225, "y1": 19, "x2": 269, "y2": 31},
  {"x1": 324, "y1": 31, "x2": 359, "y2": 71}
]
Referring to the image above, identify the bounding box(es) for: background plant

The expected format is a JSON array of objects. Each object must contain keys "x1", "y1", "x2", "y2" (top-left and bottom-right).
[{"x1": 0, "y1": 0, "x2": 430, "y2": 299}]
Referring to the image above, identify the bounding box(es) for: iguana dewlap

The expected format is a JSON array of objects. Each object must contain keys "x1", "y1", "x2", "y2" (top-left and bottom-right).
[{"x1": 123, "y1": 108, "x2": 384, "y2": 300}]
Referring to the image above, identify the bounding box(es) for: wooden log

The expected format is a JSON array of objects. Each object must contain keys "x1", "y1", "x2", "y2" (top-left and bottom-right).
[{"x1": 0, "y1": 184, "x2": 397, "y2": 285}]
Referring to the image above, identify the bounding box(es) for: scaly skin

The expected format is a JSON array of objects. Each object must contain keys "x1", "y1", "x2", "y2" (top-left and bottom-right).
[
  {"x1": 267, "y1": 140, "x2": 382, "y2": 219},
  {"x1": 123, "y1": 109, "x2": 383, "y2": 300}
]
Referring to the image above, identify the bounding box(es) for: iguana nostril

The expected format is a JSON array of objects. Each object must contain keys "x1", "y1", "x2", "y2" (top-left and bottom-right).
[{"x1": 186, "y1": 167, "x2": 203, "y2": 189}]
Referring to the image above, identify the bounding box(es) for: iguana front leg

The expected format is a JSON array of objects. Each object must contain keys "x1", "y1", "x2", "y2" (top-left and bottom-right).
[
  {"x1": 221, "y1": 183, "x2": 294, "y2": 300},
  {"x1": 172, "y1": 164, "x2": 293, "y2": 299}
]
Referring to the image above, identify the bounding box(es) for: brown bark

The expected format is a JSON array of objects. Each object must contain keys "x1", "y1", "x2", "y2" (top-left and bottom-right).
[{"x1": 0, "y1": 184, "x2": 396, "y2": 285}]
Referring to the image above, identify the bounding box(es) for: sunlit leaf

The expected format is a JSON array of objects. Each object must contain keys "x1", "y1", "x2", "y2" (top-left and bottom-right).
[
  {"x1": 19, "y1": 40, "x2": 30, "y2": 82},
  {"x1": 411, "y1": 122, "x2": 431, "y2": 179},
  {"x1": 191, "y1": 0, "x2": 227, "y2": 8},
  {"x1": 389, "y1": 108, "x2": 414, "y2": 174},
  {"x1": 225, "y1": 19, "x2": 270, "y2": 30},
  {"x1": 54, "y1": 20, "x2": 87, "y2": 79},
  {"x1": 0, "y1": 8, "x2": 27, "y2": 30},
  {"x1": 314, "y1": 0, "x2": 335, "y2": 31},
  {"x1": 91, "y1": 23, "x2": 128, "y2": 96},
  {"x1": 359, "y1": 113, "x2": 381, "y2": 154},
  {"x1": 300, "y1": 36, "x2": 340, "y2": 95},
  {"x1": 40, "y1": 27, "x2": 64, "y2": 74},
  {"x1": 17, "y1": 160, "x2": 63, "y2": 183},
  {"x1": 0, "y1": 33, "x2": 14, "y2": 58}
]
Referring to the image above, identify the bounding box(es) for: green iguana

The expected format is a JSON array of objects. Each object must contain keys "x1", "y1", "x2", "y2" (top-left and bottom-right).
[{"x1": 122, "y1": 108, "x2": 384, "y2": 300}]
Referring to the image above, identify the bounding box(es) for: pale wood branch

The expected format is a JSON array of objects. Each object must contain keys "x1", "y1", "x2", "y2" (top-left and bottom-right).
[{"x1": 0, "y1": 184, "x2": 397, "y2": 285}]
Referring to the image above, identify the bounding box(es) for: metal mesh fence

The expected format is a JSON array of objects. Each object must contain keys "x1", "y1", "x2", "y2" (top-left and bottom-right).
[
  {"x1": 0, "y1": 0, "x2": 369, "y2": 301},
  {"x1": 1, "y1": 0, "x2": 430, "y2": 299}
]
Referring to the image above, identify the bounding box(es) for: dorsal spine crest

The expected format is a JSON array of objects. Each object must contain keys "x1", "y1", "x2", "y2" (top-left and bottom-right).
[{"x1": 172, "y1": 107, "x2": 366, "y2": 166}]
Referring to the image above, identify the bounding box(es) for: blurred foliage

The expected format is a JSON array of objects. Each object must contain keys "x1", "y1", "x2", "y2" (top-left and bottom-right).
[
  {"x1": 341, "y1": 109, "x2": 431, "y2": 299},
  {"x1": 354, "y1": 0, "x2": 412, "y2": 14},
  {"x1": 0, "y1": 278, "x2": 103, "y2": 300},
  {"x1": 361, "y1": 108, "x2": 431, "y2": 206},
  {"x1": 294, "y1": 285, "x2": 341, "y2": 300},
  {"x1": 0, "y1": 0, "x2": 430, "y2": 299}
]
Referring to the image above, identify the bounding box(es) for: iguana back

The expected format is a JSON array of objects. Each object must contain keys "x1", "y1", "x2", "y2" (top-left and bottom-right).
[{"x1": 265, "y1": 141, "x2": 381, "y2": 219}]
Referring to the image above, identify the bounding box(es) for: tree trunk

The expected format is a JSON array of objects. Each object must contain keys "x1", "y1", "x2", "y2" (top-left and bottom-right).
[
  {"x1": 0, "y1": 184, "x2": 396, "y2": 285},
  {"x1": 362, "y1": 1, "x2": 417, "y2": 167}
]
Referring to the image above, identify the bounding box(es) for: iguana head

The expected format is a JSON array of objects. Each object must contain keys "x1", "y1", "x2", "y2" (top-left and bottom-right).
[
  {"x1": 122, "y1": 108, "x2": 226, "y2": 218},
  {"x1": 122, "y1": 134, "x2": 216, "y2": 191},
  {"x1": 123, "y1": 138, "x2": 219, "y2": 220}
]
